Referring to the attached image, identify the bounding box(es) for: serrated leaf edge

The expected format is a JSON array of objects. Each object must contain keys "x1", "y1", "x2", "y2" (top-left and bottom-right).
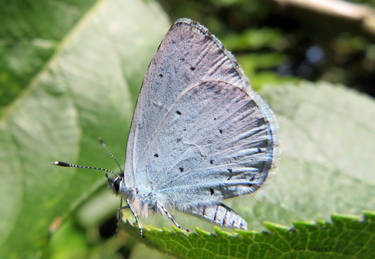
[{"x1": 121, "y1": 210, "x2": 375, "y2": 238}]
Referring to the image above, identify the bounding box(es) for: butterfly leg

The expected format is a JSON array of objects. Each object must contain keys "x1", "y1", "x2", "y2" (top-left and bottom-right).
[
  {"x1": 160, "y1": 206, "x2": 189, "y2": 232},
  {"x1": 126, "y1": 199, "x2": 144, "y2": 238},
  {"x1": 115, "y1": 197, "x2": 129, "y2": 234}
]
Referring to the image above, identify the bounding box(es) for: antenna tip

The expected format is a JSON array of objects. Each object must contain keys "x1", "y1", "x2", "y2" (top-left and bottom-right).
[{"x1": 53, "y1": 161, "x2": 70, "y2": 167}]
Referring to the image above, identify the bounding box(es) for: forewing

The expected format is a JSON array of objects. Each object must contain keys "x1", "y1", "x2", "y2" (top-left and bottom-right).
[{"x1": 124, "y1": 19, "x2": 277, "y2": 208}]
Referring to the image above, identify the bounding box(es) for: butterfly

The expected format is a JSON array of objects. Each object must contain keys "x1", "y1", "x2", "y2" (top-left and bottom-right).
[{"x1": 54, "y1": 18, "x2": 278, "y2": 237}]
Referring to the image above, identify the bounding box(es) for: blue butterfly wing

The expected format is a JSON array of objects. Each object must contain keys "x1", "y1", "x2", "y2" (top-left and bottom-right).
[{"x1": 124, "y1": 19, "x2": 278, "y2": 215}]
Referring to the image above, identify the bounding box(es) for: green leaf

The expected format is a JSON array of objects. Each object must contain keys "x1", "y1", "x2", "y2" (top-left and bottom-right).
[
  {"x1": 0, "y1": 0, "x2": 97, "y2": 113},
  {"x1": 0, "y1": 0, "x2": 169, "y2": 257},
  {"x1": 129, "y1": 243, "x2": 175, "y2": 259},
  {"x1": 122, "y1": 211, "x2": 375, "y2": 259}
]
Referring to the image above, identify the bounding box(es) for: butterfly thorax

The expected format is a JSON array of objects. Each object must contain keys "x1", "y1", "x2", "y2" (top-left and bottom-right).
[
  {"x1": 107, "y1": 173, "x2": 163, "y2": 215},
  {"x1": 119, "y1": 182, "x2": 162, "y2": 216}
]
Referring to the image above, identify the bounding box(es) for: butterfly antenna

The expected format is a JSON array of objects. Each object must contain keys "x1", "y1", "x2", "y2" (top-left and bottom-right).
[
  {"x1": 53, "y1": 161, "x2": 117, "y2": 176},
  {"x1": 98, "y1": 137, "x2": 123, "y2": 172}
]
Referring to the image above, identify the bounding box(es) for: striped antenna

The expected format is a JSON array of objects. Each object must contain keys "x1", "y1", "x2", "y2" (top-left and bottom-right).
[{"x1": 53, "y1": 161, "x2": 116, "y2": 176}]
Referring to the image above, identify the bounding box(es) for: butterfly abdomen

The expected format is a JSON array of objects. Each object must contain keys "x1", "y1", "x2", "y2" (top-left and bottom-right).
[{"x1": 189, "y1": 203, "x2": 248, "y2": 230}]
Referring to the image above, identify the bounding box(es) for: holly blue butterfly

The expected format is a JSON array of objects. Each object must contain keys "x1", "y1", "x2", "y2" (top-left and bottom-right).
[{"x1": 54, "y1": 18, "x2": 278, "y2": 237}]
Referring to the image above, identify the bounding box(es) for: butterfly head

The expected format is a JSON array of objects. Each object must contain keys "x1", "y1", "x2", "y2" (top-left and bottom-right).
[{"x1": 106, "y1": 173, "x2": 124, "y2": 195}]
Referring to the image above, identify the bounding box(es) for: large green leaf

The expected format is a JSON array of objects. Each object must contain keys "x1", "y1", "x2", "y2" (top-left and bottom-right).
[
  {"x1": 0, "y1": 0, "x2": 97, "y2": 113},
  {"x1": 0, "y1": 0, "x2": 169, "y2": 257}
]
